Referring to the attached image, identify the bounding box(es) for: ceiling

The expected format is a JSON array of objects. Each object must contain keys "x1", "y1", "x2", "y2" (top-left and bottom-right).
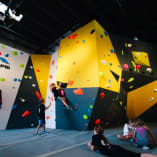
[{"x1": 0, "y1": 0, "x2": 156, "y2": 54}]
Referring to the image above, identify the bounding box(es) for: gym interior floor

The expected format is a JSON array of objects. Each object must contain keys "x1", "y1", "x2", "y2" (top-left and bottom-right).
[{"x1": 0, "y1": 124, "x2": 157, "y2": 157}]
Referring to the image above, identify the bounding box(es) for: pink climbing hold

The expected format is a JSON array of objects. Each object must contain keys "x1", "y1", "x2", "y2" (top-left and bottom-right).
[
  {"x1": 123, "y1": 64, "x2": 128, "y2": 70},
  {"x1": 67, "y1": 36, "x2": 71, "y2": 39},
  {"x1": 121, "y1": 78, "x2": 124, "y2": 82},
  {"x1": 136, "y1": 64, "x2": 141, "y2": 69}
]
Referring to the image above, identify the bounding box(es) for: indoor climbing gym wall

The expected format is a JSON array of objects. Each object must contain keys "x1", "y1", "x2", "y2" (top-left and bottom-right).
[
  {"x1": 45, "y1": 49, "x2": 59, "y2": 129},
  {"x1": 55, "y1": 20, "x2": 157, "y2": 130},
  {"x1": 0, "y1": 43, "x2": 29, "y2": 130},
  {"x1": 55, "y1": 20, "x2": 124, "y2": 130}
]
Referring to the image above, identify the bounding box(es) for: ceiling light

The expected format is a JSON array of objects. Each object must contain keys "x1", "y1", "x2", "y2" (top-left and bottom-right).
[{"x1": 0, "y1": 2, "x2": 23, "y2": 22}]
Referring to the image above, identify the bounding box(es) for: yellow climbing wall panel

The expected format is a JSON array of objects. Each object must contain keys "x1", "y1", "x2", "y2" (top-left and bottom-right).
[
  {"x1": 132, "y1": 51, "x2": 150, "y2": 66},
  {"x1": 127, "y1": 80, "x2": 157, "y2": 119},
  {"x1": 31, "y1": 55, "x2": 51, "y2": 101},
  {"x1": 56, "y1": 20, "x2": 121, "y2": 93},
  {"x1": 56, "y1": 20, "x2": 99, "y2": 88},
  {"x1": 95, "y1": 22, "x2": 122, "y2": 93}
]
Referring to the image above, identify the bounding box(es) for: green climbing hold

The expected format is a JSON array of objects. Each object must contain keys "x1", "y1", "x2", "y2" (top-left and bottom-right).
[
  {"x1": 0, "y1": 78, "x2": 5, "y2": 82},
  {"x1": 129, "y1": 85, "x2": 134, "y2": 89},
  {"x1": 1, "y1": 44, "x2": 5, "y2": 48},
  {"x1": 83, "y1": 115, "x2": 88, "y2": 120},
  {"x1": 20, "y1": 64, "x2": 24, "y2": 68},
  {"x1": 120, "y1": 101, "x2": 123, "y2": 105},
  {"x1": 127, "y1": 77, "x2": 134, "y2": 83},
  {"x1": 100, "y1": 72, "x2": 104, "y2": 77},
  {"x1": 90, "y1": 105, "x2": 93, "y2": 109},
  {"x1": 125, "y1": 43, "x2": 127, "y2": 48},
  {"x1": 116, "y1": 95, "x2": 119, "y2": 101},
  {"x1": 24, "y1": 75, "x2": 28, "y2": 79},
  {"x1": 12, "y1": 51, "x2": 18, "y2": 56},
  {"x1": 121, "y1": 50, "x2": 124, "y2": 56}
]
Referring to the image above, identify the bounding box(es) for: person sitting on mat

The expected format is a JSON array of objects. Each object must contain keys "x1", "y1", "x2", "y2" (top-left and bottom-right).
[
  {"x1": 50, "y1": 82, "x2": 72, "y2": 110},
  {"x1": 133, "y1": 119, "x2": 157, "y2": 150},
  {"x1": 117, "y1": 119, "x2": 136, "y2": 141},
  {"x1": 88, "y1": 124, "x2": 157, "y2": 157}
]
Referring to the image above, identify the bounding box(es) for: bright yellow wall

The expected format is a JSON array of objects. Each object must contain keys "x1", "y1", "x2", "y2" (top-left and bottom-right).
[
  {"x1": 31, "y1": 55, "x2": 51, "y2": 101},
  {"x1": 56, "y1": 20, "x2": 99, "y2": 88},
  {"x1": 56, "y1": 20, "x2": 121, "y2": 92},
  {"x1": 95, "y1": 22, "x2": 122, "y2": 93},
  {"x1": 132, "y1": 51, "x2": 150, "y2": 66},
  {"x1": 127, "y1": 80, "x2": 157, "y2": 119}
]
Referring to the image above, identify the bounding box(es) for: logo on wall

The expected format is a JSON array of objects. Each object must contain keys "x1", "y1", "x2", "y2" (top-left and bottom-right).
[{"x1": 0, "y1": 57, "x2": 10, "y2": 70}]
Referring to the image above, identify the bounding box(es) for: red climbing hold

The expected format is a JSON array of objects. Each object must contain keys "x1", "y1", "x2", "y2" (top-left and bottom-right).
[
  {"x1": 95, "y1": 118, "x2": 101, "y2": 125},
  {"x1": 35, "y1": 91, "x2": 41, "y2": 100},
  {"x1": 100, "y1": 92, "x2": 105, "y2": 99},
  {"x1": 72, "y1": 34, "x2": 77, "y2": 39},
  {"x1": 22, "y1": 110, "x2": 31, "y2": 117},
  {"x1": 52, "y1": 60, "x2": 55, "y2": 65}
]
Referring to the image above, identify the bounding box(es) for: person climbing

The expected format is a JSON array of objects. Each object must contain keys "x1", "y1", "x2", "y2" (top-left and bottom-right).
[
  {"x1": 36, "y1": 98, "x2": 51, "y2": 135},
  {"x1": 50, "y1": 82, "x2": 72, "y2": 110}
]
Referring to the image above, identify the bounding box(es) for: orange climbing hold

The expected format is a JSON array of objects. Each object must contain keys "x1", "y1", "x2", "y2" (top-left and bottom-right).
[
  {"x1": 73, "y1": 88, "x2": 84, "y2": 95},
  {"x1": 68, "y1": 80, "x2": 74, "y2": 86}
]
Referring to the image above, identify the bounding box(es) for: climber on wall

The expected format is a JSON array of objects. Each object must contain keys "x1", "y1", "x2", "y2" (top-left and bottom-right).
[{"x1": 49, "y1": 82, "x2": 72, "y2": 110}]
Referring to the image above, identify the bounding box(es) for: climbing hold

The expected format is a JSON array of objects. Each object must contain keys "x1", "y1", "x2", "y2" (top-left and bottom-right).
[
  {"x1": 100, "y1": 72, "x2": 104, "y2": 77},
  {"x1": 72, "y1": 34, "x2": 77, "y2": 39},
  {"x1": 127, "y1": 77, "x2": 134, "y2": 83},
  {"x1": 36, "y1": 69, "x2": 40, "y2": 72},
  {"x1": 104, "y1": 31, "x2": 108, "y2": 36},
  {"x1": 100, "y1": 35, "x2": 103, "y2": 38},
  {"x1": 110, "y1": 49, "x2": 114, "y2": 53},
  {"x1": 101, "y1": 60, "x2": 107, "y2": 65},
  {"x1": 105, "y1": 84, "x2": 111, "y2": 88},
  {"x1": 95, "y1": 118, "x2": 100, "y2": 125},
  {"x1": 22, "y1": 110, "x2": 31, "y2": 117},
  {"x1": 149, "y1": 97, "x2": 155, "y2": 102},
  {"x1": 67, "y1": 36, "x2": 71, "y2": 39},
  {"x1": 124, "y1": 43, "x2": 127, "y2": 48},
  {"x1": 19, "y1": 64, "x2": 24, "y2": 68},
  {"x1": 90, "y1": 105, "x2": 93, "y2": 109},
  {"x1": 121, "y1": 50, "x2": 124, "y2": 56},
  {"x1": 68, "y1": 80, "x2": 74, "y2": 86},
  {"x1": 82, "y1": 40, "x2": 85, "y2": 43},
  {"x1": 129, "y1": 85, "x2": 134, "y2": 89},
  {"x1": 128, "y1": 43, "x2": 132, "y2": 48},
  {"x1": 5, "y1": 53, "x2": 9, "y2": 57},
  {"x1": 100, "y1": 92, "x2": 105, "y2": 99},
  {"x1": 12, "y1": 51, "x2": 18, "y2": 56},
  {"x1": 136, "y1": 65, "x2": 141, "y2": 69},
  {"x1": 52, "y1": 60, "x2": 55, "y2": 65},
  {"x1": 146, "y1": 68, "x2": 152, "y2": 73},
  {"x1": 13, "y1": 78, "x2": 17, "y2": 82},
  {"x1": 0, "y1": 78, "x2": 5, "y2": 82},
  {"x1": 73, "y1": 88, "x2": 84, "y2": 95},
  {"x1": 154, "y1": 89, "x2": 157, "y2": 92},
  {"x1": 35, "y1": 91, "x2": 41, "y2": 100},
  {"x1": 121, "y1": 78, "x2": 124, "y2": 82},
  {"x1": 46, "y1": 116, "x2": 50, "y2": 120},
  {"x1": 123, "y1": 64, "x2": 128, "y2": 70},
  {"x1": 83, "y1": 115, "x2": 88, "y2": 120}
]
